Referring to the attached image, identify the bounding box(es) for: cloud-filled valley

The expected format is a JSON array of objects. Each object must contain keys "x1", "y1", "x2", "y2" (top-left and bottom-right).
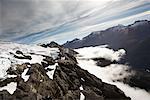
[{"x1": 75, "y1": 46, "x2": 150, "y2": 100}]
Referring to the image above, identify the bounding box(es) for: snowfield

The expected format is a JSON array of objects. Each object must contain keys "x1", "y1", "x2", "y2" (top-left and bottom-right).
[
  {"x1": 75, "y1": 46, "x2": 150, "y2": 100},
  {"x1": 0, "y1": 42, "x2": 60, "y2": 94},
  {"x1": 0, "y1": 82, "x2": 17, "y2": 94},
  {"x1": 0, "y1": 42, "x2": 59, "y2": 79}
]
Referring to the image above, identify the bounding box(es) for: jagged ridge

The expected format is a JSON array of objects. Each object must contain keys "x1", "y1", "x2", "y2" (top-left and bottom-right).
[{"x1": 0, "y1": 42, "x2": 130, "y2": 100}]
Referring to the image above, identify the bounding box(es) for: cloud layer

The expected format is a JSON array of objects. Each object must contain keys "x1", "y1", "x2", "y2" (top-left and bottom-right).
[
  {"x1": 0, "y1": 0, "x2": 149, "y2": 43},
  {"x1": 75, "y1": 45, "x2": 125, "y2": 61},
  {"x1": 75, "y1": 46, "x2": 150, "y2": 100}
]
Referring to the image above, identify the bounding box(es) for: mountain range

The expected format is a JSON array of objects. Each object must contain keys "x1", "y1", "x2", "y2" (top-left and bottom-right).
[{"x1": 63, "y1": 20, "x2": 150, "y2": 69}]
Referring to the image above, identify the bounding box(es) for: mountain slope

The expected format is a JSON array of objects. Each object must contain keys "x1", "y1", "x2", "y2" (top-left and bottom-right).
[
  {"x1": 63, "y1": 20, "x2": 150, "y2": 69},
  {"x1": 125, "y1": 36, "x2": 150, "y2": 68},
  {"x1": 63, "y1": 20, "x2": 150, "y2": 49},
  {"x1": 0, "y1": 42, "x2": 130, "y2": 100}
]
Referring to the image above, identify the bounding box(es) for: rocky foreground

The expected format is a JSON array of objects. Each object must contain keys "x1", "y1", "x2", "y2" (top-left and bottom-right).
[{"x1": 0, "y1": 42, "x2": 130, "y2": 100}]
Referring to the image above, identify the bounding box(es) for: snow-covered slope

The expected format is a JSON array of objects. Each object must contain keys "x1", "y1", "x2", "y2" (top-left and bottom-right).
[
  {"x1": 0, "y1": 42, "x2": 59, "y2": 79},
  {"x1": 0, "y1": 42, "x2": 60, "y2": 95}
]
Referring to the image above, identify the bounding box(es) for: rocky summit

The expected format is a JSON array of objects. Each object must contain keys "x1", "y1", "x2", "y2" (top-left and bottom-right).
[{"x1": 0, "y1": 42, "x2": 130, "y2": 100}]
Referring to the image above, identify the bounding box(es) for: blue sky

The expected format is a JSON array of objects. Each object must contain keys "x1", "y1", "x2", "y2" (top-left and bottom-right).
[{"x1": 0, "y1": 0, "x2": 149, "y2": 44}]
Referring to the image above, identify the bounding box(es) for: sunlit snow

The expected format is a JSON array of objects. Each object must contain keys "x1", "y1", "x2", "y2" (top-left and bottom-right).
[
  {"x1": 21, "y1": 68, "x2": 30, "y2": 82},
  {"x1": 80, "y1": 85, "x2": 85, "y2": 100},
  {"x1": 45, "y1": 63, "x2": 58, "y2": 79},
  {"x1": 0, "y1": 82, "x2": 17, "y2": 94},
  {"x1": 0, "y1": 42, "x2": 59, "y2": 79}
]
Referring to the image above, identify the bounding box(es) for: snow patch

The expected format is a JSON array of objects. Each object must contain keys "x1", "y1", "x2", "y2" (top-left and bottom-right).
[
  {"x1": 21, "y1": 68, "x2": 30, "y2": 82},
  {"x1": 0, "y1": 82, "x2": 17, "y2": 94},
  {"x1": 29, "y1": 55, "x2": 44, "y2": 64},
  {"x1": 80, "y1": 92, "x2": 85, "y2": 100},
  {"x1": 80, "y1": 85, "x2": 85, "y2": 100},
  {"x1": 7, "y1": 75, "x2": 17, "y2": 78},
  {"x1": 46, "y1": 63, "x2": 58, "y2": 79},
  {"x1": 0, "y1": 58, "x2": 11, "y2": 79},
  {"x1": 146, "y1": 69, "x2": 150, "y2": 73},
  {"x1": 80, "y1": 85, "x2": 84, "y2": 90},
  {"x1": 81, "y1": 78, "x2": 85, "y2": 81}
]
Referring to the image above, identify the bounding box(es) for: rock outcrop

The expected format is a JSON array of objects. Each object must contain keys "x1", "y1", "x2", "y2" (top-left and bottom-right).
[{"x1": 92, "y1": 58, "x2": 117, "y2": 67}]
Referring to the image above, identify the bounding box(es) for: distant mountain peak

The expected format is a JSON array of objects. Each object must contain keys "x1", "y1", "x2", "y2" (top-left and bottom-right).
[
  {"x1": 67, "y1": 38, "x2": 80, "y2": 43},
  {"x1": 63, "y1": 20, "x2": 150, "y2": 48},
  {"x1": 128, "y1": 20, "x2": 150, "y2": 27},
  {"x1": 63, "y1": 20, "x2": 150, "y2": 69},
  {"x1": 134, "y1": 20, "x2": 149, "y2": 24}
]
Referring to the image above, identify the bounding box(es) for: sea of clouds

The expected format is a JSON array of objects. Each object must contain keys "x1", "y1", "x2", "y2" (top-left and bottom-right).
[{"x1": 75, "y1": 46, "x2": 150, "y2": 100}]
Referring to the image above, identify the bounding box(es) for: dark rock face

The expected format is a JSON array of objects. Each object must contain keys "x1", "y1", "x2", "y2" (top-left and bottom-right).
[
  {"x1": 0, "y1": 43, "x2": 130, "y2": 100},
  {"x1": 92, "y1": 58, "x2": 117, "y2": 67},
  {"x1": 43, "y1": 56, "x2": 55, "y2": 65},
  {"x1": 124, "y1": 37, "x2": 150, "y2": 69},
  {"x1": 16, "y1": 50, "x2": 24, "y2": 55},
  {"x1": 41, "y1": 41, "x2": 78, "y2": 56},
  {"x1": 12, "y1": 51, "x2": 32, "y2": 60},
  {"x1": 14, "y1": 55, "x2": 32, "y2": 60}
]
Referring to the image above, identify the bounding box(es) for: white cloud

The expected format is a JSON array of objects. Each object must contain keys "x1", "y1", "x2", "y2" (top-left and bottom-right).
[
  {"x1": 76, "y1": 46, "x2": 150, "y2": 100},
  {"x1": 75, "y1": 46, "x2": 126, "y2": 61},
  {"x1": 113, "y1": 82, "x2": 150, "y2": 100}
]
